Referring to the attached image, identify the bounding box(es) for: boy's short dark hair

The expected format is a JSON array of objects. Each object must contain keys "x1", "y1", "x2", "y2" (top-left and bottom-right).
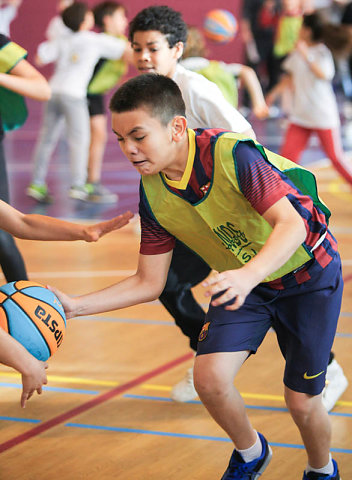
[
  {"x1": 62, "y1": 2, "x2": 89, "y2": 32},
  {"x1": 93, "y1": 1, "x2": 125, "y2": 29},
  {"x1": 129, "y1": 5, "x2": 187, "y2": 47},
  {"x1": 109, "y1": 74, "x2": 186, "y2": 126}
]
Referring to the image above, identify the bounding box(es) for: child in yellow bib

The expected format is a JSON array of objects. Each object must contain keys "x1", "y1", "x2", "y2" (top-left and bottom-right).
[{"x1": 51, "y1": 74, "x2": 343, "y2": 480}]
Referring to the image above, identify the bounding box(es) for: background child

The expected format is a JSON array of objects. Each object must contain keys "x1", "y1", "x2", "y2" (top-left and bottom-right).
[
  {"x1": 0, "y1": 33, "x2": 50, "y2": 288},
  {"x1": 266, "y1": 12, "x2": 352, "y2": 186},
  {"x1": 27, "y1": 2, "x2": 129, "y2": 204},
  {"x1": 86, "y1": 0, "x2": 130, "y2": 203}
]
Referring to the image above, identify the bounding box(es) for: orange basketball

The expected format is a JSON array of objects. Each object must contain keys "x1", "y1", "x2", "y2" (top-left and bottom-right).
[
  {"x1": 203, "y1": 9, "x2": 238, "y2": 44},
  {"x1": 0, "y1": 280, "x2": 66, "y2": 361}
]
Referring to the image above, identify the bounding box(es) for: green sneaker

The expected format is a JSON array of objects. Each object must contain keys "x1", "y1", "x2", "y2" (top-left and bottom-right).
[
  {"x1": 69, "y1": 184, "x2": 93, "y2": 201},
  {"x1": 26, "y1": 184, "x2": 53, "y2": 203},
  {"x1": 88, "y1": 183, "x2": 118, "y2": 204}
]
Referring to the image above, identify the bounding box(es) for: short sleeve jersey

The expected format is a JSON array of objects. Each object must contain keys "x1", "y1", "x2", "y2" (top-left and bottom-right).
[
  {"x1": 0, "y1": 33, "x2": 27, "y2": 139},
  {"x1": 139, "y1": 128, "x2": 338, "y2": 289}
]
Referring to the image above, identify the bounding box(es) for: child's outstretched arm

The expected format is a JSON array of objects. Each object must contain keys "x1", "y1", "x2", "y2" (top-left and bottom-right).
[
  {"x1": 0, "y1": 329, "x2": 48, "y2": 408},
  {"x1": 49, "y1": 250, "x2": 173, "y2": 318},
  {"x1": 0, "y1": 200, "x2": 133, "y2": 241}
]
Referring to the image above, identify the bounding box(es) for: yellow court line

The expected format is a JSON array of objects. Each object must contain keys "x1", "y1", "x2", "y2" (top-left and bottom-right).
[
  {"x1": 1, "y1": 371, "x2": 351, "y2": 407},
  {"x1": 0, "y1": 371, "x2": 119, "y2": 387}
]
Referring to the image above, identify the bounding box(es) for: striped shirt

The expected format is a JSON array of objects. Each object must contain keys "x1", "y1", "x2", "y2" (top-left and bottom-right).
[{"x1": 139, "y1": 128, "x2": 338, "y2": 289}]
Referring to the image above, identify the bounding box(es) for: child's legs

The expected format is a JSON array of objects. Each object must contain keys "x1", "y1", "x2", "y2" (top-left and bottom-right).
[
  {"x1": 194, "y1": 351, "x2": 257, "y2": 449},
  {"x1": 195, "y1": 289, "x2": 273, "y2": 448},
  {"x1": 280, "y1": 123, "x2": 312, "y2": 163},
  {"x1": 285, "y1": 387, "x2": 331, "y2": 468},
  {"x1": 61, "y1": 95, "x2": 90, "y2": 187},
  {"x1": 31, "y1": 96, "x2": 64, "y2": 185},
  {"x1": 88, "y1": 114, "x2": 107, "y2": 184},
  {"x1": 87, "y1": 94, "x2": 107, "y2": 184},
  {"x1": 274, "y1": 254, "x2": 343, "y2": 467},
  {"x1": 316, "y1": 127, "x2": 352, "y2": 183}
]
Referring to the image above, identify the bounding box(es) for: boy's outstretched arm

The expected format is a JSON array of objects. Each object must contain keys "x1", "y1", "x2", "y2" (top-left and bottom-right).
[
  {"x1": 0, "y1": 329, "x2": 48, "y2": 408},
  {"x1": 50, "y1": 250, "x2": 173, "y2": 318},
  {"x1": 203, "y1": 196, "x2": 307, "y2": 310},
  {"x1": 0, "y1": 200, "x2": 133, "y2": 241}
]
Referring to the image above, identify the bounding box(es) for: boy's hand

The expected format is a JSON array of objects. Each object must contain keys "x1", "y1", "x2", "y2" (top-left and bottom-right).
[
  {"x1": 47, "y1": 286, "x2": 78, "y2": 319},
  {"x1": 83, "y1": 211, "x2": 134, "y2": 242},
  {"x1": 21, "y1": 358, "x2": 48, "y2": 408},
  {"x1": 203, "y1": 269, "x2": 256, "y2": 311}
]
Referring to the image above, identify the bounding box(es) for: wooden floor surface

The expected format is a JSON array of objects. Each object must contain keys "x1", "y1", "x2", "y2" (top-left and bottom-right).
[{"x1": 0, "y1": 163, "x2": 351, "y2": 479}]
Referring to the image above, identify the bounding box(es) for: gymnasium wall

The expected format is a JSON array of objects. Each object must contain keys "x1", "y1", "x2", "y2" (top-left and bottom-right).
[{"x1": 9, "y1": 0, "x2": 244, "y2": 69}]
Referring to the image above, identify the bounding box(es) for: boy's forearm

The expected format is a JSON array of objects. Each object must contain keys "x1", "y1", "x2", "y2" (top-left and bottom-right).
[
  {"x1": 54, "y1": 252, "x2": 173, "y2": 318},
  {"x1": 0, "y1": 329, "x2": 35, "y2": 375},
  {"x1": 241, "y1": 218, "x2": 307, "y2": 286},
  {"x1": 15, "y1": 215, "x2": 87, "y2": 240},
  {"x1": 69, "y1": 274, "x2": 165, "y2": 317}
]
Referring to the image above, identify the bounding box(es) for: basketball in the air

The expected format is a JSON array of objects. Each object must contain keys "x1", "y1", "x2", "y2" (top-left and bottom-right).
[
  {"x1": 203, "y1": 9, "x2": 238, "y2": 44},
  {"x1": 0, "y1": 280, "x2": 66, "y2": 361}
]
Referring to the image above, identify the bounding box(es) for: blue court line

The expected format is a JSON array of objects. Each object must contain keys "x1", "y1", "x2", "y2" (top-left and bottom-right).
[
  {"x1": 0, "y1": 382, "x2": 99, "y2": 395},
  {"x1": 75, "y1": 315, "x2": 352, "y2": 335},
  {"x1": 65, "y1": 422, "x2": 352, "y2": 454},
  {"x1": 123, "y1": 394, "x2": 352, "y2": 417},
  {"x1": 0, "y1": 416, "x2": 40, "y2": 424}
]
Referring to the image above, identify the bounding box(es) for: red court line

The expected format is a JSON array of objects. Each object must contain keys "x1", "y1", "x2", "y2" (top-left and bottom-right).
[
  {"x1": 0, "y1": 351, "x2": 193, "y2": 454},
  {"x1": 343, "y1": 273, "x2": 352, "y2": 284}
]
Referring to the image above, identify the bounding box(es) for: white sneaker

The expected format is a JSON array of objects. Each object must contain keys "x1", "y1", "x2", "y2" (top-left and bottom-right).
[
  {"x1": 171, "y1": 367, "x2": 198, "y2": 402},
  {"x1": 322, "y1": 359, "x2": 348, "y2": 412}
]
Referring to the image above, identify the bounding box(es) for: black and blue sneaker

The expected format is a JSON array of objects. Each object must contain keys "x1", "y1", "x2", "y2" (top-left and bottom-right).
[
  {"x1": 221, "y1": 432, "x2": 272, "y2": 479},
  {"x1": 302, "y1": 459, "x2": 341, "y2": 480}
]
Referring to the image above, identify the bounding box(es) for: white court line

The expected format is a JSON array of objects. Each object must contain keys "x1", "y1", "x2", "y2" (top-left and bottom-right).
[{"x1": 0, "y1": 260, "x2": 350, "y2": 280}]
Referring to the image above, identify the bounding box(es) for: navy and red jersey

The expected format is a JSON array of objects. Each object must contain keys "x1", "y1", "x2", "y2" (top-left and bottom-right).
[{"x1": 139, "y1": 128, "x2": 338, "y2": 289}]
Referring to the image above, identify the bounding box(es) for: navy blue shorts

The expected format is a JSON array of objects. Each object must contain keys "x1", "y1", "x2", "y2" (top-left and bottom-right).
[{"x1": 197, "y1": 254, "x2": 344, "y2": 395}]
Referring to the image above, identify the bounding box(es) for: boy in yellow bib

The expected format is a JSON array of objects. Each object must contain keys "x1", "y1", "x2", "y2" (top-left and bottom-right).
[{"x1": 51, "y1": 74, "x2": 343, "y2": 480}]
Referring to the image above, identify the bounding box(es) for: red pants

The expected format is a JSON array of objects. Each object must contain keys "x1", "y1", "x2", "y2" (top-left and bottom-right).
[{"x1": 280, "y1": 123, "x2": 352, "y2": 184}]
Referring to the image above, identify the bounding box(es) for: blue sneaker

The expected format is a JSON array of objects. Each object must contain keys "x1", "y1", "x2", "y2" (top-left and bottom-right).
[
  {"x1": 302, "y1": 459, "x2": 341, "y2": 479},
  {"x1": 221, "y1": 432, "x2": 272, "y2": 479}
]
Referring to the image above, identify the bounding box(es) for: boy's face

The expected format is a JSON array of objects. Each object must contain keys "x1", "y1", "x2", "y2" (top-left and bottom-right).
[
  {"x1": 131, "y1": 30, "x2": 184, "y2": 78},
  {"x1": 105, "y1": 8, "x2": 128, "y2": 36},
  {"x1": 112, "y1": 107, "x2": 182, "y2": 176}
]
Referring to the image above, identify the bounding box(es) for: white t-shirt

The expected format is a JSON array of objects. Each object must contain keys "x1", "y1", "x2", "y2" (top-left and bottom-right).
[
  {"x1": 37, "y1": 31, "x2": 126, "y2": 98},
  {"x1": 180, "y1": 57, "x2": 243, "y2": 78},
  {"x1": 283, "y1": 43, "x2": 340, "y2": 129},
  {"x1": 45, "y1": 15, "x2": 72, "y2": 41},
  {"x1": 0, "y1": 5, "x2": 17, "y2": 36},
  {"x1": 173, "y1": 64, "x2": 251, "y2": 132}
]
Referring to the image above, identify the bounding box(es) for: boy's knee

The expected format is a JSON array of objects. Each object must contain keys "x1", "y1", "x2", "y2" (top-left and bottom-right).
[
  {"x1": 285, "y1": 388, "x2": 321, "y2": 422},
  {"x1": 194, "y1": 361, "x2": 231, "y2": 399}
]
